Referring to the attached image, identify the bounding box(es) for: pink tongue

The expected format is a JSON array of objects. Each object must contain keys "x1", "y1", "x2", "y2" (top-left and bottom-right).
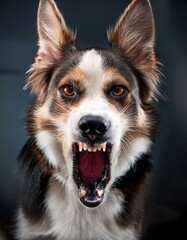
[{"x1": 79, "y1": 151, "x2": 105, "y2": 180}]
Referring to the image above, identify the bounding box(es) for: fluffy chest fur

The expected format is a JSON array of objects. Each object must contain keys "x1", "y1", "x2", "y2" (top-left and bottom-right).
[
  {"x1": 45, "y1": 181, "x2": 136, "y2": 240},
  {"x1": 17, "y1": 170, "x2": 138, "y2": 240}
]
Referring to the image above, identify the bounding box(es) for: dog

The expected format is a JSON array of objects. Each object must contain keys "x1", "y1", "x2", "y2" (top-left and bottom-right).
[{"x1": 15, "y1": 0, "x2": 160, "y2": 239}]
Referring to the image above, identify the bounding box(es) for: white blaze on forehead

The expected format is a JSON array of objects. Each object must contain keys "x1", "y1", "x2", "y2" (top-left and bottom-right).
[
  {"x1": 79, "y1": 49, "x2": 103, "y2": 75},
  {"x1": 78, "y1": 49, "x2": 104, "y2": 94}
]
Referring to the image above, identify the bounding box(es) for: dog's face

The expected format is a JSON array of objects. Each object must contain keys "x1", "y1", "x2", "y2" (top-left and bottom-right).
[{"x1": 26, "y1": 0, "x2": 159, "y2": 208}]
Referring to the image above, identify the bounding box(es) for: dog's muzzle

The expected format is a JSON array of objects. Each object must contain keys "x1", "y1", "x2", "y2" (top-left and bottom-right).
[{"x1": 72, "y1": 115, "x2": 112, "y2": 208}]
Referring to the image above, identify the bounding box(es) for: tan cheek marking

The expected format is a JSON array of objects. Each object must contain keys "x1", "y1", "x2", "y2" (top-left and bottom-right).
[
  {"x1": 34, "y1": 101, "x2": 54, "y2": 131},
  {"x1": 137, "y1": 108, "x2": 147, "y2": 128},
  {"x1": 34, "y1": 100, "x2": 70, "y2": 142},
  {"x1": 123, "y1": 108, "x2": 148, "y2": 147}
]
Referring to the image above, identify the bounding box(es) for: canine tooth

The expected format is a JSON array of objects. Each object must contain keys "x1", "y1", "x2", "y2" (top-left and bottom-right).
[
  {"x1": 101, "y1": 143, "x2": 106, "y2": 152},
  {"x1": 80, "y1": 189, "x2": 87, "y2": 197},
  {"x1": 97, "y1": 189, "x2": 104, "y2": 197},
  {"x1": 79, "y1": 142, "x2": 83, "y2": 152}
]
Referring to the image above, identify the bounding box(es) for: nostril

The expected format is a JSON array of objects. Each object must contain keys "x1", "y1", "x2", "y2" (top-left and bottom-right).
[
  {"x1": 95, "y1": 123, "x2": 108, "y2": 135},
  {"x1": 79, "y1": 122, "x2": 90, "y2": 134}
]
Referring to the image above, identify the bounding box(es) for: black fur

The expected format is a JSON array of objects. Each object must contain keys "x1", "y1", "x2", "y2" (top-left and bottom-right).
[
  {"x1": 114, "y1": 154, "x2": 152, "y2": 230},
  {"x1": 17, "y1": 139, "x2": 51, "y2": 222}
]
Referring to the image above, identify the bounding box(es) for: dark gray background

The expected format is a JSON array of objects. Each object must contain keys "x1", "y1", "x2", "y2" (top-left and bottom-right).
[{"x1": 0, "y1": 0, "x2": 187, "y2": 239}]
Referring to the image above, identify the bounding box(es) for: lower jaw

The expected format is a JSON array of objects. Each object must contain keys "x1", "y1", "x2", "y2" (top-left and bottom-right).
[
  {"x1": 78, "y1": 177, "x2": 109, "y2": 208},
  {"x1": 79, "y1": 186, "x2": 104, "y2": 208}
]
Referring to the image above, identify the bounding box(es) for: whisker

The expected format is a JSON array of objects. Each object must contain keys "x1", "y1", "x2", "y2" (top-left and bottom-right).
[
  {"x1": 53, "y1": 100, "x2": 71, "y2": 114},
  {"x1": 121, "y1": 138, "x2": 131, "y2": 150},
  {"x1": 126, "y1": 132, "x2": 135, "y2": 142},
  {"x1": 127, "y1": 127, "x2": 150, "y2": 137},
  {"x1": 120, "y1": 103, "x2": 134, "y2": 116}
]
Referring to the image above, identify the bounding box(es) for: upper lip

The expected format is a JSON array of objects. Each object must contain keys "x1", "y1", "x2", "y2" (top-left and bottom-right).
[{"x1": 79, "y1": 133, "x2": 110, "y2": 146}]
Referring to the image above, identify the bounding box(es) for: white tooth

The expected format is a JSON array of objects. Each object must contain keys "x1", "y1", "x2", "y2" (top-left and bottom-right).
[
  {"x1": 88, "y1": 147, "x2": 92, "y2": 152},
  {"x1": 79, "y1": 142, "x2": 83, "y2": 152},
  {"x1": 92, "y1": 147, "x2": 97, "y2": 152},
  {"x1": 80, "y1": 189, "x2": 87, "y2": 197},
  {"x1": 101, "y1": 143, "x2": 106, "y2": 152},
  {"x1": 97, "y1": 145, "x2": 101, "y2": 151},
  {"x1": 84, "y1": 144, "x2": 88, "y2": 151},
  {"x1": 97, "y1": 189, "x2": 104, "y2": 197}
]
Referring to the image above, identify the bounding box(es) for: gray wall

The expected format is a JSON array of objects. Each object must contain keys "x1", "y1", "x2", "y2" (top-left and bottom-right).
[{"x1": 0, "y1": 0, "x2": 187, "y2": 239}]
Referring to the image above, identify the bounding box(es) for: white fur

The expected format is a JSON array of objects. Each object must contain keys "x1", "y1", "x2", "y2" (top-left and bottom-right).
[
  {"x1": 17, "y1": 182, "x2": 137, "y2": 240},
  {"x1": 36, "y1": 130, "x2": 63, "y2": 168},
  {"x1": 78, "y1": 49, "x2": 103, "y2": 87},
  {"x1": 114, "y1": 137, "x2": 152, "y2": 179},
  {"x1": 45, "y1": 180, "x2": 137, "y2": 240},
  {"x1": 16, "y1": 209, "x2": 51, "y2": 240}
]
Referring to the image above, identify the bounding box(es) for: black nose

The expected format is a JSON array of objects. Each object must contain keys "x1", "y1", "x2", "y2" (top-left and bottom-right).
[{"x1": 78, "y1": 115, "x2": 111, "y2": 139}]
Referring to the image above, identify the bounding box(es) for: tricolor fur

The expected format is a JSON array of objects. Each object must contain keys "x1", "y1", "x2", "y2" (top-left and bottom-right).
[{"x1": 16, "y1": 0, "x2": 160, "y2": 239}]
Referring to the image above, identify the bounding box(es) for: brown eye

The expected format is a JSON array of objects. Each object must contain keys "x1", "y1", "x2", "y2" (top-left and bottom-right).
[
  {"x1": 60, "y1": 84, "x2": 76, "y2": 97},
  {"x1": 111, "y1": 85, "x2": 128, "y2": 98}
]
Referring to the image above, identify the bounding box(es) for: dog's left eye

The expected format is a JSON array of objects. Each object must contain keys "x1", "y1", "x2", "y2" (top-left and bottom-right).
[
  {"x1": 110, "y1": 85, "x2": 128, "y2": 98},
  {"x1": 60, "y1": 84, "x2": 76, "y2": 97}
]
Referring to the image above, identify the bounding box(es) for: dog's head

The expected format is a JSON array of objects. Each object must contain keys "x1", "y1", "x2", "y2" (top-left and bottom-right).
[{"x1": 26, "y1": 0, "x2": 159, "y2": 208}]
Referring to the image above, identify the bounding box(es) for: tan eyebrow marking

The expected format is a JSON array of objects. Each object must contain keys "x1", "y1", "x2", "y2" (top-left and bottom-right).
[
  {"x1": 103, "y1": 68, "x2": 130, "y2": 89},
  {"x1": 58, "y1": 67, "x2": 86, "y2": 87}
]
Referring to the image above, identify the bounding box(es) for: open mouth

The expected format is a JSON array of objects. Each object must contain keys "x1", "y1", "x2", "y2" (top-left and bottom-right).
[{"x1": 72, "y1": 142, "x2": 112, "y2": 208}]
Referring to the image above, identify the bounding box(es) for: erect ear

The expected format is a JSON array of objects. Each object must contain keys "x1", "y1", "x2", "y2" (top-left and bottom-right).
[
  {"x1": 108, "y1": 0, "x2": 160, "y2": 104},
  {"x1": 25, "y1": 0, "x2": 76, "y2": 99},
  {"x1": 36, "y1": 0, "x2": 75, "y2": 66}
]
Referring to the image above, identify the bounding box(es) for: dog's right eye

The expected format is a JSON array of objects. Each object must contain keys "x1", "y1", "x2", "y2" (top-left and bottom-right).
[{"x1": 60, "y1": 84, "x2": 76, "y2": 98}]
